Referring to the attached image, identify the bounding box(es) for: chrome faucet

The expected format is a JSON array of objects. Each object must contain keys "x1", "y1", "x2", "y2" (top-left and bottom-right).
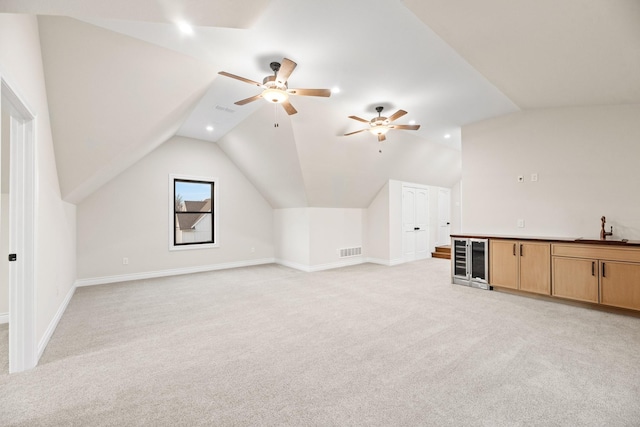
[{"x1": 600, "y1": 216, "x2": 613, "y2": 240}]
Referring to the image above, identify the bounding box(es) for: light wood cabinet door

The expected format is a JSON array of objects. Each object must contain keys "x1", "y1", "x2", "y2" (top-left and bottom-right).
[
  {"x1": 490, "y1": 240, "x2": 518, "y2": 289},
  {"x1": 552, "y1": 257, "x2": 599, "y2": 303},
  {"x1": 519, "y1": 242, "x2": 551, "y2": 295},
  {"x1": 600, "y1": 261, "x2": 640, "y2": 311}
]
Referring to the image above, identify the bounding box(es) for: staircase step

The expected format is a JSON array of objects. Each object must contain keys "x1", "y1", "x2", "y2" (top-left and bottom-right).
[
  {"x1": 432, "y1": 245, "x2": 451, "y2": 259},
  {"x1": 431, "y1": 251, "x2": 450, "y2": 259}
]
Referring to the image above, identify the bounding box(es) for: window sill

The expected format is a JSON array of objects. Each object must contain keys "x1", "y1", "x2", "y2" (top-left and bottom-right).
[{"x1": 169, "y1": 243, "x2": 219, "y2": 251}]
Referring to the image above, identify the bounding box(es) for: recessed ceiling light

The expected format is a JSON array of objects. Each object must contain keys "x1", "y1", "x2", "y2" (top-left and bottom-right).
[
  {"x1": 206, "y1": 125, "x2": 214, "y2": 132},
  {"x1": 444, "y1": 133, "x2": 451, "y2": 139},
  {"x1": 331, "y1": 87, "x2": 341, "y2": 94},
  {"x1": 177, "y1": 21, "x2": 194, "y2": 35},
  {"x1": 409, "y1": 120, "x2": 416, "y2": 125}
]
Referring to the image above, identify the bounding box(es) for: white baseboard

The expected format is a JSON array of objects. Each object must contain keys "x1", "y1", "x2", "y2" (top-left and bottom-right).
[
  {"x1": 75, "y1": 258, "x2": 276, "y2": 287},
  {"x1": 38, "y1": 284, "x2": 75, "y2": 360},
  {"x1": 275, "y1": 257, "x2": 366, "y2": 272},
  {"x1": 275, "y1": 259, "x2": 311, "y2": 272},
  {"x1": 0, "y1": 312, "x2": 8, "y2": 324},
  {"x1": 366, "y1": 257, "x2": 406, "y2": 266}
]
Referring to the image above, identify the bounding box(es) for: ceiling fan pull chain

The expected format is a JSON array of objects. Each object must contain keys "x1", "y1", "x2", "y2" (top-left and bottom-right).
[{"x1": 274, "y1": 104, "x2": 279, "y2": 128}]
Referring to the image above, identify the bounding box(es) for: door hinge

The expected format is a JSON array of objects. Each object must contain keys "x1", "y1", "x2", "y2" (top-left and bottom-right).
[{"x1": 8, "y1": 254, "x2": 17, "y2": 262}]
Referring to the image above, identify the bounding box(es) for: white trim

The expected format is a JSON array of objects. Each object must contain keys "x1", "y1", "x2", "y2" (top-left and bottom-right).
[
  {"x1": 2, "y1": 74, "x2": 37, "y2": 374},
  {"x1": 275, "y1": 257, "x2": 366, "y2": 272},
  {"x1": 274, "y1": 259, "x2": 311, "y2": 272},
  {"x1": 0, "y1": 313, "x2": 8, "y2": 324},
  {"x1": 366, "y1": 257, "x2": 406, "y2": 266},
  {"x1": 37, "y1": 285, "x2": 75, "y2": 360},
  {"x1": 75, "y1": 258, "x2": 275, "y2": 287}
]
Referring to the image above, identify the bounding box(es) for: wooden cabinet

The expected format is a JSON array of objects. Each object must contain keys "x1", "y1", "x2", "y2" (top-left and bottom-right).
[
  {"x1": 600, "y1": 261, "x2": 640, "y2": 311},
  {"x1": 490, "y1": 240, "x2": 551, "y2": 295},
  {"x1": 551, "y1": 244, "x2": 640, "y2": 311},
  {"x1": 552, "y1": 257, "x2": 599, "y2": 303}
]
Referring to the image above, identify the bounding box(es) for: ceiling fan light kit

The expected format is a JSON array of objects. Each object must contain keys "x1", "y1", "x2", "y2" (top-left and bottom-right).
[
  {"x1": 345, "y1": 106, "x2": 421, "y2": 143},
  {"x1": 262, "y1": 87, "x2": 288, "y2": 104},
  {"x1": 218, "y1": 58, "x2": 331, "y2": 115}
]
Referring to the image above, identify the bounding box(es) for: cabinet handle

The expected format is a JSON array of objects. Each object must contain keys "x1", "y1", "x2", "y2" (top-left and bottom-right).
[
  {"x1": 591, "y1": 261, "x2": 595, "y2": 276},
  {"x1": 512, "y1": 243, "x2": 516, "y2": 256},
  {"x1": 602, "y1": 262, "x2": 606, "y2": 278},
  {"x1": 520, "y1": 244, "x2": 523, "y2": 257}
]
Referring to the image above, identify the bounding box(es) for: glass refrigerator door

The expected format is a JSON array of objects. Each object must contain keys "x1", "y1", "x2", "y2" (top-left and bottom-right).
[
  {"x1": 471, "y1": 240, "x2": 487, "y2": 282},
  {"x1": 453, "y1": 239, "x2": 468, "y2": 278}
]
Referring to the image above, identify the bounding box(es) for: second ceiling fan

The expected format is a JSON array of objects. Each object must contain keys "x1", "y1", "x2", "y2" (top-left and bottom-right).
[
  {"x1": 218, "y1": 58, "x2": 331, "y2": 115},
  {"x1": 345, "y1": 106, "x2": 420, "y2": 141}
]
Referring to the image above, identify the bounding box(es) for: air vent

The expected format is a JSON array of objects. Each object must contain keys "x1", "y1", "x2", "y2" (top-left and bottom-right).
[
  {"x1": 339, "y1": 247, "x2": 362, "y2": 258},
  {"x1": 215, "y1": 105, "x2": 235, "y2": 113}
]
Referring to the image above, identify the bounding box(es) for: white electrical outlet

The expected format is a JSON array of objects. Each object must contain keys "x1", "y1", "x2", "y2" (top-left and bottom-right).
[
  {"x1": 517, "y1": 219, "x2": 525, "y2": 228},
  {"x1": 531, "y1": 173, "x2": 538, "y2": 182},
  {"x1": 517, "y1": 175, "x2": 524, "y2": 183},
  {"x1": 123, "y1": 257, "x2": 129, "y2": 265}
]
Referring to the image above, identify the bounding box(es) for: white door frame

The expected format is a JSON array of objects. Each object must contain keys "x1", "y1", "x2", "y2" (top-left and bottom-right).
[{"x1": 1, "y1": 75, "x2": 37, "y2": 373}]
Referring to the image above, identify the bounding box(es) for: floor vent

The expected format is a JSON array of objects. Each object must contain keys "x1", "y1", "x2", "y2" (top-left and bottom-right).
[{"x1": 339, "y1": 247, "x2": 362, "y2": 258}]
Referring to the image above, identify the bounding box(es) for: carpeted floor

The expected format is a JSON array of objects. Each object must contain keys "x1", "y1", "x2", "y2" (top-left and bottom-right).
[{"x1": 1, "y1": 259, "x2": 639, "y2": 426}]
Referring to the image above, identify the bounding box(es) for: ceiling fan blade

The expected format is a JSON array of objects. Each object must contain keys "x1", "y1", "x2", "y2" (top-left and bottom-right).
[
  {"x1": 281, "y1": 99, "x2": 298, "y2": 115},
  {"x1": 348, "y1": 115, "x2": 370, "y2": 123},
  {"x1": 287, "y1": 88, "x2": 331, "y2": 97},
  {"x1": 388, "y1": 109, "x2": 408, "y2": 122},
  {"x1": 344, "y1": 129, "x2": 368, "y2": 136},
  {"x1": 378, "y1": 134, "x2": 386, "y2": 142},
  {"x1": 234, "y1": 93, "x2": 263, "y2": 105},
  {"x1": 389, "y1": 124, "x2": 421, "y2": 130},
  {"x1": 276, "y1": 58, "x2": 297, "y2": 85},
  {"x1": 218, "y1": 71, "x2": 262, "y2": 87}
]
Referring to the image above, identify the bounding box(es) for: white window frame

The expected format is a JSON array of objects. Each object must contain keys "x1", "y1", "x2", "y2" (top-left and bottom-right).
[{"x1": 169, "y1": 173, "x2": 219, "y2": 251}]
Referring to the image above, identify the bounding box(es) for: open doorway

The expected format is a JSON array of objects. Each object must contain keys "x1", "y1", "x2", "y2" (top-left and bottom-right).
[{"x1": 1, "y1": 76, "x2": 37, "y2": 373}]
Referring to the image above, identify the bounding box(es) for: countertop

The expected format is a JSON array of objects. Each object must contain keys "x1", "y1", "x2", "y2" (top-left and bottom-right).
[{"x1": 450, "y1": 233, "x2": 640, "y2": 247}]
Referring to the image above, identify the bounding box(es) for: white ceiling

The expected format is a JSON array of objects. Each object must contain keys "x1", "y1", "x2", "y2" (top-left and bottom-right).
[{"x1": 3, "y1": 0, "x2": 637, "y2": 207}]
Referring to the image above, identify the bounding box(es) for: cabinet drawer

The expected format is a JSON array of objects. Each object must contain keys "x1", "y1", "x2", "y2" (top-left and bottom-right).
[{"x1": 552, "y1": 244, "x2": 640, "y2": 263}]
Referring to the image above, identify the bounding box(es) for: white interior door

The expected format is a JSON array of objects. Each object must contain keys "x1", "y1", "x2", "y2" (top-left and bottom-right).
[
  {"x1": 415, "y1": 188, "x2": 429, "y2": 259},
  {"x1": 402, "y1": 187, "x2": 416, "y2": 261},
  {"x1": 402, "y1": 186, "x2": 429, "y2": 261},
  {"x1": 437, "y1": 188, "x2": 451, "y2": 246}
]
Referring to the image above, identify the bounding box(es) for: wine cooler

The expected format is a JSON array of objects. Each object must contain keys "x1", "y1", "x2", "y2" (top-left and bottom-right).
[{"x1": 452, "y1": 238, "x2": 490, "y2": 290}]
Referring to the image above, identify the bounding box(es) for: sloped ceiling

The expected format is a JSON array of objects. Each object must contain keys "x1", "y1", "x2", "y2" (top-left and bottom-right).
[
  {"x1": 4, "y1": 0, "x2": 635, "y2": 208},
  {"x1": 38, "y1": 16, "x2": 218, "y2": 203},
  {"x1": 403, "y1": 0, "x2": 640, "y2": 108}
]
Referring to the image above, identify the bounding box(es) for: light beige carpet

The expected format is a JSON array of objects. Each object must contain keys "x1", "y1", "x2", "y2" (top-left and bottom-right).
[{"x1": 1, "y1": 260, "x2": 639, "y2": 426}]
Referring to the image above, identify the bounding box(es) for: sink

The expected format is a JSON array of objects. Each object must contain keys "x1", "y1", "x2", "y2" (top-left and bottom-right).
[{"x1": 574, "y1": 238, "x2": 629, "y2": 244}]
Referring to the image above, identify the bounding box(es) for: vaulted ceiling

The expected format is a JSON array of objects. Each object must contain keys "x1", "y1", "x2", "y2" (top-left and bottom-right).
[{"x1": 2, "y1": 0, "x2": 638, "y2": 207}]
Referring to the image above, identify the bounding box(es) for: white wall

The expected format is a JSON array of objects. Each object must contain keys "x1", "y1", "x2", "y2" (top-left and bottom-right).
[
  {"x1": 274, "y1": 207, "x2": 365, "y2": 271},
  {"x1": 308, "y1": 208, "x2": 366, "y2": 268},
  {"x1": 450, "y1": 181, "x2": 462, "y2": 234},
  {"x1": 0, "y1": 14, "x2": 77, "y2": 343},
  {"x1": 366, "y1": 182, "x2": 390, "y2": 262},
  {"x1": 461, "y1": 105, "x2": 640, "y2": 239},
  {"x1": 274, "y1": 208, "x2": 310, "y2": 268},
  {"x1": 76, "y1": 136, "x2": 274, "y2": 281}
]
